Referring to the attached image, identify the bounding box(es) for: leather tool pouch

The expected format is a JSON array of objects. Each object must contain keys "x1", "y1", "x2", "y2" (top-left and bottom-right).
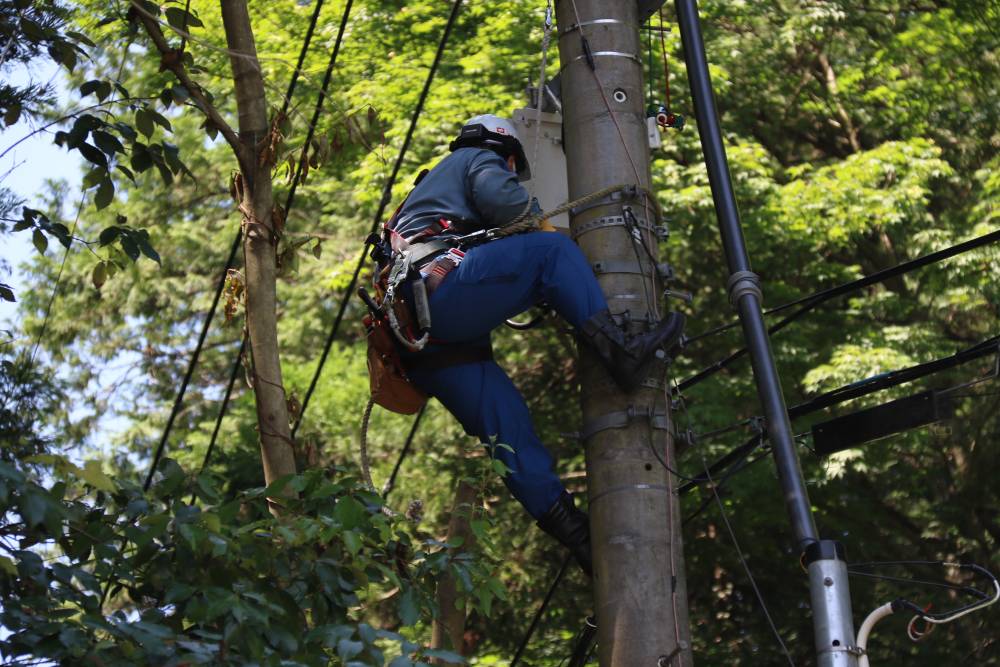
[{"x1": 363, "y1": 312, "x2": 428, "y2": 415}]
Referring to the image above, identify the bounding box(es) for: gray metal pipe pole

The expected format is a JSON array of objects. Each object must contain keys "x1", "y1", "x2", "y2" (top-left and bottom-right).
[
  {"x1": 555, "y1": 1, "x2": 692, "y2": 664},
  {"x1": 673, "y1": 1, "x2": 859, "y2": 664},
  {"x1": 673, "y1": 0, "x2": 815, "y2": 552}
]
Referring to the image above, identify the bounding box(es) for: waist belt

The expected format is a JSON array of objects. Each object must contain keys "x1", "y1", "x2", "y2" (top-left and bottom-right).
[
  {"x1": 403, "y1": 345, "x2": 493, "y2": 373},
  {"x1": 408, "y1": 238, "x2": 454, "y2": 268}
]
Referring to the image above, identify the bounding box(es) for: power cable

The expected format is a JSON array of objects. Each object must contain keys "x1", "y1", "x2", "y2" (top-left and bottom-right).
[
  {"x1": 291, "y1": 0, "x2": 464, "y2": 437},
  {"x1": 678, "y1": 229, "x2": 1000, "y2": 392},
  {"x1": 282, "y1": 0, "x2": 354, "y2": 217},
  {"x1": 144, "y1": 230, "x2": 241, "y2": 491},
  {"x1": 699, "y1": 449, "x2": 795, "y2": 666},
  {"x1": 381, "y1": 403, "x2": 425, "y2": 499},
  {"x1": 29, "y1": 192, "x2": 86, "y2": 365},
  {"x1": 677, "y1": 334, "x2": 1000, "y2": 496},
  {"x1": 510, "y1": 554, "x2": 572, "y2": 666},
  {"x1": 147, "y1": 0, "x2": 351, "y2": 487},
  {"x1": 674, "y1": 378, "x2": 795, "y2": 666},
  {"x1": 563, "y1": 617, "x2": 598, "y2": 667},
  {"x1": 278, "y1": 0, "x2": 327, "y2": 120},
  {"x1": 195, "y1": 334, "x2": 246, "y2": 477}
]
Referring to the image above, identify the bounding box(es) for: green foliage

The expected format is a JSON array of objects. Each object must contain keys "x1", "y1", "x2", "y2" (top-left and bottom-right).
[
  {"x1": 3, "y1": 0, "x2": 999, "y2": 664},
  {"x1": 0, "y1": 453, "x2": 486, "y2": 666}
]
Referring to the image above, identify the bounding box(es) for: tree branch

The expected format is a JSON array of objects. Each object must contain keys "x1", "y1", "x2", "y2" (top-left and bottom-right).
[{"x1": 128, "y1": 0, "x2": 241, "y2": 154}]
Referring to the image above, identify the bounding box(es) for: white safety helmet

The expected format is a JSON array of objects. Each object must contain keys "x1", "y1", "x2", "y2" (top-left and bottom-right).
[{"x1": 449, "y1": 113, "x2": 531, "y2": 181}]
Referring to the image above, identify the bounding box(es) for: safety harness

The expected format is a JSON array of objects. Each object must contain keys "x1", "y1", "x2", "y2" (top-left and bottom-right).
[{"x1": 359, "y1": 172, "x2": 495, "y2": 415}]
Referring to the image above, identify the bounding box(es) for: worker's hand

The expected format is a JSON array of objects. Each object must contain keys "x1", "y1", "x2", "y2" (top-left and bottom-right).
[{"x1": 539, "y1": 218, "x2": 556, "y2": 232}]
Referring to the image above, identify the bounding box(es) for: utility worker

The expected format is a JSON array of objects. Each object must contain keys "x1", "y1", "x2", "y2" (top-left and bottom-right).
[{"x1": 392, "y1": 114, "x2": 684, "y2": 575}]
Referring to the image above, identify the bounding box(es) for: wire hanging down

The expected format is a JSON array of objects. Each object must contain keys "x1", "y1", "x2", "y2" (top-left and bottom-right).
[
  {"x1": 291, "y1": 0, "x2": 464, "y2": 437},
  {"x1": 853, "y1": 562, "x2": 999, "y2": 667}
]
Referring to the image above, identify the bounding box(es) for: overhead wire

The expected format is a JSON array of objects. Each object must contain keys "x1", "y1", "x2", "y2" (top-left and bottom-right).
[
  {"x1": 28, "y1": 191, "x2": 86, "y2": 366},
  {"x1": 674, "y1": 378, "x2": 796, "y2": 666},
  {"x1": 678, "y1": 229, "x2": 1000, "y2": 392},
  {"x1": 510, "y1": 554, "x2": 572, "y2": 667},
  {"x1": 381, "y1": 403, "x2": 425, "y2": 499},
  {"x1": 676, "y1": 334, "x2": 1000, "y2": 497},
  {"x1": 291, "y1": 0, "x2": 464, "y2": 437}
]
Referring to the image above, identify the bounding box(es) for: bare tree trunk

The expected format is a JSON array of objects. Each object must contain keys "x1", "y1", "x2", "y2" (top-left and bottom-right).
[
  {"x1": 431, "y1": 480, "x2": 477, "y2": 662},
  {"x1": 219, "y1": 0, "x2": 297, "y2": 497},
  {"x1": 131, "y1": 0, "x2": 296, "y2": 507}
]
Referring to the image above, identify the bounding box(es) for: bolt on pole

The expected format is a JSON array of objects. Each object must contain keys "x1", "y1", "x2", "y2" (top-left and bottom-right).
[
  {"x1": 555, "y1": 0, "x2": 693, "y2": 664},
  {"x1": 672, "y1": 0, "x2": 859, "y2": 664}
]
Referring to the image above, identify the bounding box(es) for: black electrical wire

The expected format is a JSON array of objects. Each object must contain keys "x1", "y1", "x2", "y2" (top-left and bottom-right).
[
  {"x1": 283, "y1": 0, "x2": 355, "y2": 216},
  {"x1": 565, "y1": 619, "x2": 598, "y2": 667},
  {"x1": 279, "y1": 0, "x2": 327, "y2": 120},
  {"x1": 846, "y1": 569, "x2": 989, "y2": 599},
  {"x1": 291, "y1": 0, "x2": 464, "y2": 437},
  {"x1": 144, "y1": 0, "x2": 334, "y2": 490},
  {"x1": 698, "y1": 446, "x2": 796, "y2": 666},
  {"x1": 144, "y1": 231, "x2": 242, "y2": 491},
  {"x1": 678, "y1": 229, "x2": 1000, "y2": 393},
  {"x1": 510, "y1": 555, "x2": 572, "y2": 667},
  {"x1": 381, "y1": 403, "x2": 426, "y2": 500},
  {"x1": 677, "y1": 335, "x2": 999, "y2": 496},
  {"x1": 198, "y1": 335, "x2": 247, "y2": 477}
]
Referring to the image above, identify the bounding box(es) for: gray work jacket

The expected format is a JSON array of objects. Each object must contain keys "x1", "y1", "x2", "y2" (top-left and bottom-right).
[{"x1": 392, "y1": 147, "x2": 539, "y2": 242}]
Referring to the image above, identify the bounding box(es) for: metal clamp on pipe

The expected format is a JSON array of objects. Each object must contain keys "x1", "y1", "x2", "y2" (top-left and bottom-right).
[
  {"x1": 580, "y1": 404, "x2": 670, "y2": 441},
  {"x1": 727, "y1": 270, "x2": 763, "y2": 308}
]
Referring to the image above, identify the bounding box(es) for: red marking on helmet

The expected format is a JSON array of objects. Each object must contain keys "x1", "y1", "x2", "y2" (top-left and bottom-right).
[{"x1": 495, "y1": 127, "x2": 507, "y2": 134}]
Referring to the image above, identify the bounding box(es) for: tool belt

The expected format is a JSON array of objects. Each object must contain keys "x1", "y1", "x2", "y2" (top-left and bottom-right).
[{"x1": 359, "y1": 220, "x2": 472, "y2": 415}]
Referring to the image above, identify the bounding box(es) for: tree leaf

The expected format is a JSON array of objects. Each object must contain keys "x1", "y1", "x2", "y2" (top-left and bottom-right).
[
  {"x1": 94, "y1": 178, "x2": 114, "y2": 210},
  {"x1": 0, "y1": 555, "x2": 17, "y2": 575},
  {"x1": 32, "y1": 229, "x2": 47, "y2": 254},
  {"x1": 80, "y1": 79, "x2": 102, "y2": 97},
  {"x1": 4, "y1": 102, "x2": 22, "y2": 127},
  {"x1": 77, "y1": 142, "x2": 108, "y2": 169},
  {"x1": 98, "y1": 227, "x2": 120, "y2": 247},
  {"x1": 0, "y1": 283, "x2": 14, "y2": 303},
  {"x1": 337, "y1": 639, "x2": 364, "y2": 661},
  {"x1": 92, "y1": 130, "x2": 124, "y2": 155},
  {"x1": 397, "y1": 587, "x2": 419, "y2": 626},
  {"x1": 92, "y1": 262, "x2": 107, "y2": 289},
  {"x1": 135, "y1": 109, "x2": 154, "y2": 138},
  {"x1": 80, "y1": 461, "x2": 115, "y2": 492},
  {"x1": 147, "y1": 110, "x2": 172, "y2": 132},
  {"x1": 136, "y1": 234, "x2": 161, "y2": 264},
  {"x1": 120, "y1": 235, "x2": 140, "y2": 261},
  {"x1": 165, "y1": 6, "x2": 203, "y2": 30}
]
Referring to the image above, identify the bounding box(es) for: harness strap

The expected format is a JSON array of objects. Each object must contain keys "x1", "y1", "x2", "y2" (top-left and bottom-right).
[
  {"x1": 403, "y1": 345, "x2": 494, "y2": 373},
  {"x1": 408, "y1": 238, "x2": 454, "y2": 267}
]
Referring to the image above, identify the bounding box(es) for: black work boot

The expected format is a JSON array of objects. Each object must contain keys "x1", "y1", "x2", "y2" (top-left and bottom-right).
[
  {"x1": 581, "y1": 309, "x2": 685, "y2": 393},
  {"x1": 537, "y1": 492, "x2": 593, "y2": 576}
]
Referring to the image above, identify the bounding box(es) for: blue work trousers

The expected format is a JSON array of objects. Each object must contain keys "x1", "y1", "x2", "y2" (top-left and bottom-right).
[{"x1": 405, "y1": 232, "x2": 607, "y2": 518}]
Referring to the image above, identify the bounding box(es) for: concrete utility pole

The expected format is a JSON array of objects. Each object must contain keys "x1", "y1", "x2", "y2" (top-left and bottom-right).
[{"x1": 555, "y1": 1, "x2": 693, "y2": 665}]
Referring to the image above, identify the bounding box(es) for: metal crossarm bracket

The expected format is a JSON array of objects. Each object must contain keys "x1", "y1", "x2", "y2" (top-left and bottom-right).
[{"x1": 580, "y1": 404, "x2": 670, "y2": 441}]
